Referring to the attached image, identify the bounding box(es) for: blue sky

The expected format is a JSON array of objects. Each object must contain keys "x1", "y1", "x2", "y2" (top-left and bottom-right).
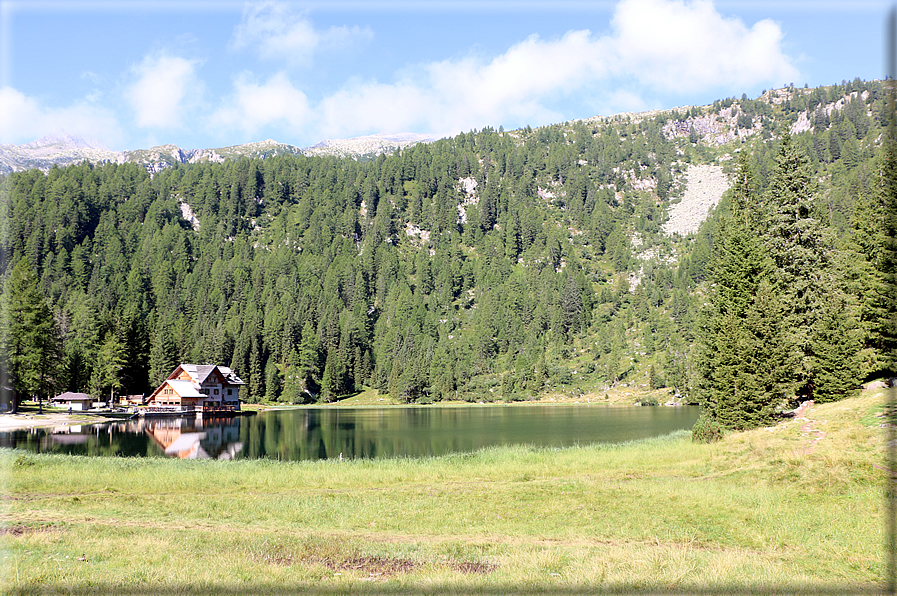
[{"x1": 0, "y1": 0, "x2": 889, "y2": 151}]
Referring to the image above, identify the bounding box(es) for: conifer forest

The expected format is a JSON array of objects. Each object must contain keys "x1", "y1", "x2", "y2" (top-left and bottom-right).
[{"x1": 1, "y1": 79, "x2": 892, "y2": 432}]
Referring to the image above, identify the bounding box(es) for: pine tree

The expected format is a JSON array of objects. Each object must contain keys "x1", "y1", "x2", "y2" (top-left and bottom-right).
[
  {"x1": 697, "y1": 153, "x2": 788, "y2": 429},
  {"x1": 96, "y1": 332, "x2": 127, "y2": 404},
  {"x1": 281, "y1": 348, "x2": 308, "y2": 404},
  {"x1": 1, "y1": 259, "x2": 63, "y2": 411},
  {"x1": 763, "y1": 134, "x2": 860, "y2": 402},
  {"x1": 297, "y1": 321, "x2": 321, "y2": 398},
  {"x1": 877, "y1": 80, "x2": 897, "y2": 376},
  {"x1": 809, "y1": 289, "x2": 863, "y2": 402},
  {"x1": 148, "y1": 323, "x2": 179, "y2": 387}
]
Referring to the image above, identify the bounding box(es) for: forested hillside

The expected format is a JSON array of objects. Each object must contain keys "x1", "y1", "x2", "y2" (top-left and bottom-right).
[{"x1": 0, "y1": 79, "x2": 888, "y2": 422}]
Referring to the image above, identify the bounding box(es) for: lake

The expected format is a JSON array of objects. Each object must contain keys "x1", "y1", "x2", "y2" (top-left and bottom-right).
[{"x1": 0, "y1": 404, "x2": 700, "y2": 461}]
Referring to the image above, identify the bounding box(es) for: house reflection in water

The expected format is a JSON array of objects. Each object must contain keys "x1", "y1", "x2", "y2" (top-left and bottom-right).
[
  {"x1": 49, "y1": 426, "x2": 88, "y2": 446},
  {"x1": 141, "y1": 417, "x2": 243, "y2": 459}
]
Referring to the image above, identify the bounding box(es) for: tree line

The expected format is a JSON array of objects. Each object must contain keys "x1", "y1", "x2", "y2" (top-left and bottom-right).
[{"x1": 0, "y1": 80, "x2": 888, "y2": 430}]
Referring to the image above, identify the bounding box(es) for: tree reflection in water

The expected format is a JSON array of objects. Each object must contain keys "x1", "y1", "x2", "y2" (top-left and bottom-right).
[{"x1": 0, "y1": 405, "x2": 699, "y2": 461}]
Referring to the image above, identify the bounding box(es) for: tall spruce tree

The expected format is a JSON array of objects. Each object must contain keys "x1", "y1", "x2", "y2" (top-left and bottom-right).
[
  {"x1": 878, "y1": 79, "x2": 897, "y2": 377},
  {"x1": 1, "y1": 259, "x2": 63, "y2": 411},
  {"x1": 697, "y1": 153, "x2": 789, "y2": 430},
  {"x1": 763, "y1": 134, "x2": 862, "y2": 403},
  {"x1": 763, "y1": 134, "x2": 825, "y2": 401}
]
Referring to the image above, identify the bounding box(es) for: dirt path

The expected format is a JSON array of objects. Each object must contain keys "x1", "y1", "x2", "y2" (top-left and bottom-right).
[{"x1": 792, "y1": 400, "x2": 825, "y2": 455}]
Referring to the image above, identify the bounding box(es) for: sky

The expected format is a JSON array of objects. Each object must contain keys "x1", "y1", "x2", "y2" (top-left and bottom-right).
[{"x1": 0, "y1": 0, "x2": 890, "y2": 152}]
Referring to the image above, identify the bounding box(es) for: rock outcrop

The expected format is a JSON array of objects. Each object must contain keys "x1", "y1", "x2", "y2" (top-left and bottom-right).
[
  {"x1": 0, "y1": 133, "x2": 440, "y2": 175},
  {"x1": 663, "y1": 164, "x2": 730, "y2": 237}
]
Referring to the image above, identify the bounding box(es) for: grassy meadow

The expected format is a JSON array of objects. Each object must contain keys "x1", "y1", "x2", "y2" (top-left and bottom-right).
[{"x1": 0, "y1": 387, "x2": 889, "y2": 595}]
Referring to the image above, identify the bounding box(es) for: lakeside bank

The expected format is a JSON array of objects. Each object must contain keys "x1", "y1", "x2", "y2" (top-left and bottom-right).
[
  {"x1": 1, "y1": 387, "x2": 887, "y2": 594},
  {"x1": 0, "y1": 383, "x2": 683, "y2": 433}
]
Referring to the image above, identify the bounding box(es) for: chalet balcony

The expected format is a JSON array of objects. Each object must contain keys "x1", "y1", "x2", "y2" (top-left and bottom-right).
[
  {"x1": 141, "y1": 405, "x2": 196, "y2": 416},
  {"x1": 198, "y1": 404, "x2": 239, "y2": 415}
]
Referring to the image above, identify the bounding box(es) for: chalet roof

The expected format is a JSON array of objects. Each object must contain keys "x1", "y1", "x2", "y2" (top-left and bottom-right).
[
  {"x1": 218, "y1": 366, "x2": 245, "y2": 385},
  {"x1": 164, "y1": 432, "x2": 210, "y2": 459},
  {"x1": 173, "y1": 364, "x2": 245, "y2": 386},
  {"x1": 53, "y1": 392, "x2": 93, "y2": 403},
  {"x1": 166, "y1": 379, "x2": 205, "y2": 398},
  {"x1": 195, "y1": 365, "x2": 217, "y2": 383}
]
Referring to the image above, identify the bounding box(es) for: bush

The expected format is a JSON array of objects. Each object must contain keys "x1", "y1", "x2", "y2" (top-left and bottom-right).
[{"x1": 691, "y1": 413, "x2": 723, "y2": 443}]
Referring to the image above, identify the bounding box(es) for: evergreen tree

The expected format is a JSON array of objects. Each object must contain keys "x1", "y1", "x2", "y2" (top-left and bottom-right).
[
  {"x1": 763, "y1": 134, "x2": 860, "y2": 402},
  {"x1": 148, "y1": 323, "x2": 179, "y2": 387},
  {"x1": 0, "y1": 259, "x2": 63, "y2": 411},
  {"x1": 281, "y1": 348, "x2": 305, "y2": 404},
  {"x1": 809, "y1": 289, "x2": 863, "y2": 402},
  {"x1": 297, "y1": 320, "x2": 321, "y2": 399},
  {"x1": 96, "y1": 332, "x2": 127, "y2": 404},
  {"x1": 877, "y1": 80, "x2": 897, "y2": 375},
  {"x1": 697, "y1": 154, "x2": 789, "y2": 429},
  {"x1": 263, "y1": 358, "x2": 282, "y2": 403}
]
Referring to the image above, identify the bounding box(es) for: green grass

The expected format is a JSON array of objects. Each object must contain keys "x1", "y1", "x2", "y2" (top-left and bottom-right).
[
  {"x1": 1, "y1": 388, "x2": 888, "y2": 594},
  {"x1": 333, "y1": 387, "x2": 401, "y2": 406}
]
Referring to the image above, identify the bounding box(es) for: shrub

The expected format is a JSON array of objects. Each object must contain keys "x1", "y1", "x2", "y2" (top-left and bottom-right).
[{"x1": 691, "y1": 413, "x2": 723, "y2": 443}]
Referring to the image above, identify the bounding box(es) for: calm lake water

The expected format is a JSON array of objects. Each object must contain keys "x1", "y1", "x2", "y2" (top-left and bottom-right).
[{"x1": 0, "y1": 405, "x2": 700, "y2": 461}]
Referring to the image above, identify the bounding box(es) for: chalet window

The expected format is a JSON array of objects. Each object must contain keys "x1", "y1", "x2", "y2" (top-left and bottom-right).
[
  {"x1": 214, "y1": 389, "x2": 219, "y2": 395},
  {"x1": 227, "y1": 389, "x2": 233, "y2": 396}
]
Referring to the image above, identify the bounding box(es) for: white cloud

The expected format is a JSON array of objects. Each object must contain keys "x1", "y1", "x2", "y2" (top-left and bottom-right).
[
  {"x1": 103, "y1": 0, "x2": 799, "y2": 147},
  {"x1": 609, "y1": 0, "x2": 799, "y2": 92},
  {"x1": 266, "y1": 0, "x2": 798, "y2": 141},
  {"x1": 210, "y1": 72, "x2": 313, "y2": 137},
  {"x1": 317, "y1": 80, "x2": 435, "y2": 139},
  {"x1": 423, "y1": 30, "x2": 604, "y2": 128},
  {"x1": 0, "y1": 86, "x2": 123, "y2": 147},
  {"x1": 232, "y1": 1, "x2": 373, "y2": 65},
  {"x1": 125, "y1": 54, "x2": 203, "y2": 129}
]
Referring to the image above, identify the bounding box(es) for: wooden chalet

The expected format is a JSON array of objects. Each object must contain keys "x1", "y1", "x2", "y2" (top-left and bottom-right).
[{"x1": 146, "y1": 364, "x2": 245, "y2": 415}]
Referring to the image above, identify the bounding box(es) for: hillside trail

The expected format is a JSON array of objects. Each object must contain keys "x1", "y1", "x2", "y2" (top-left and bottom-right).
[{"x1": 792, "y1": 400, "x2": 824, "y2": 455}]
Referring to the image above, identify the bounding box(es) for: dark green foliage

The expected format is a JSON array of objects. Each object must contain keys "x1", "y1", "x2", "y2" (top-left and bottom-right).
[
  {"x1": 877, "y1": 81, "x2": 897, "y2": 376},
  {"x1": 697, "y1": 106, "x2": 878, "y2": 429},
  {"x1": 0, "y1": 81, "x2": 885, "y2": 410},
  {"x1": 697, "y1": 154, "x2": 789, "y2": 430},
  {"x1": 762, "y1": 134, "x2": 863, "y2": 402},
  {"x1": 691, "y1": 412, "x2": 722, "y2": 443},
  {"x1": 1, "y1": 259, "x2": 63, "y2": 410}
]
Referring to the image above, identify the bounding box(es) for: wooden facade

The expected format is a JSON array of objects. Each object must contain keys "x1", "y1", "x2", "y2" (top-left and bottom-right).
[{"x1": 146, "y1": 364, "x2": 245, "y2": 414}]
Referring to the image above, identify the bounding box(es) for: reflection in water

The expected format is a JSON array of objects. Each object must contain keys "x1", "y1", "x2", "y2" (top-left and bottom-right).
[
  {"x1": 142, "y1": 417, "x2": 243, "y2": 460},
  {"x1": 0, "y1": 405, "x2": 700, "y2": 461},
  {"x1": 0, "y1": 416, "x2": 245, "y2": 459}
]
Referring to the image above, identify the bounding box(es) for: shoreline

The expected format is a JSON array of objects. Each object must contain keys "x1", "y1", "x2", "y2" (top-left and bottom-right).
[
  {"x1": 0, "y1": 393, "x2": 684, "y2": 432},
  {"x1": 3, "y1": 391, "x2": 882, "y2": 592},
  {"x1": 0, "y1": 411, "x2": 122, "y2": 432}
]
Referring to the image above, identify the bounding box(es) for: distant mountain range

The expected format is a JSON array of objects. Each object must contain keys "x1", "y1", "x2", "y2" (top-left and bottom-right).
[{"x1": 0, "y1": 132, "x2": 443, "y2": 175}]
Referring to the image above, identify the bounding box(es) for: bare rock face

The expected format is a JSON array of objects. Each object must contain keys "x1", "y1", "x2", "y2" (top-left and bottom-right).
[
  {"x1": 0, "y1": 134, "x2": 119, "y2": 173},
  {"x1": 0, "y1": 133, "x2": 439, "y2": 175},
  {"x1": 302, "y1": 133, "x2": 441, "y2": 159},
  {"x1": 663, "y1": 164, "x2": 730, "y2": 237}
]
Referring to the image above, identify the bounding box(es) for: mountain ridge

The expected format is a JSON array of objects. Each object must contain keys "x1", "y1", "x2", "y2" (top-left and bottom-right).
[
  {"x1": 0, "y1": 82, "x2": 867, "y2": 175},
  {"x1": 0, "y1": 132, "x2": 444, "y2": 175}
]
